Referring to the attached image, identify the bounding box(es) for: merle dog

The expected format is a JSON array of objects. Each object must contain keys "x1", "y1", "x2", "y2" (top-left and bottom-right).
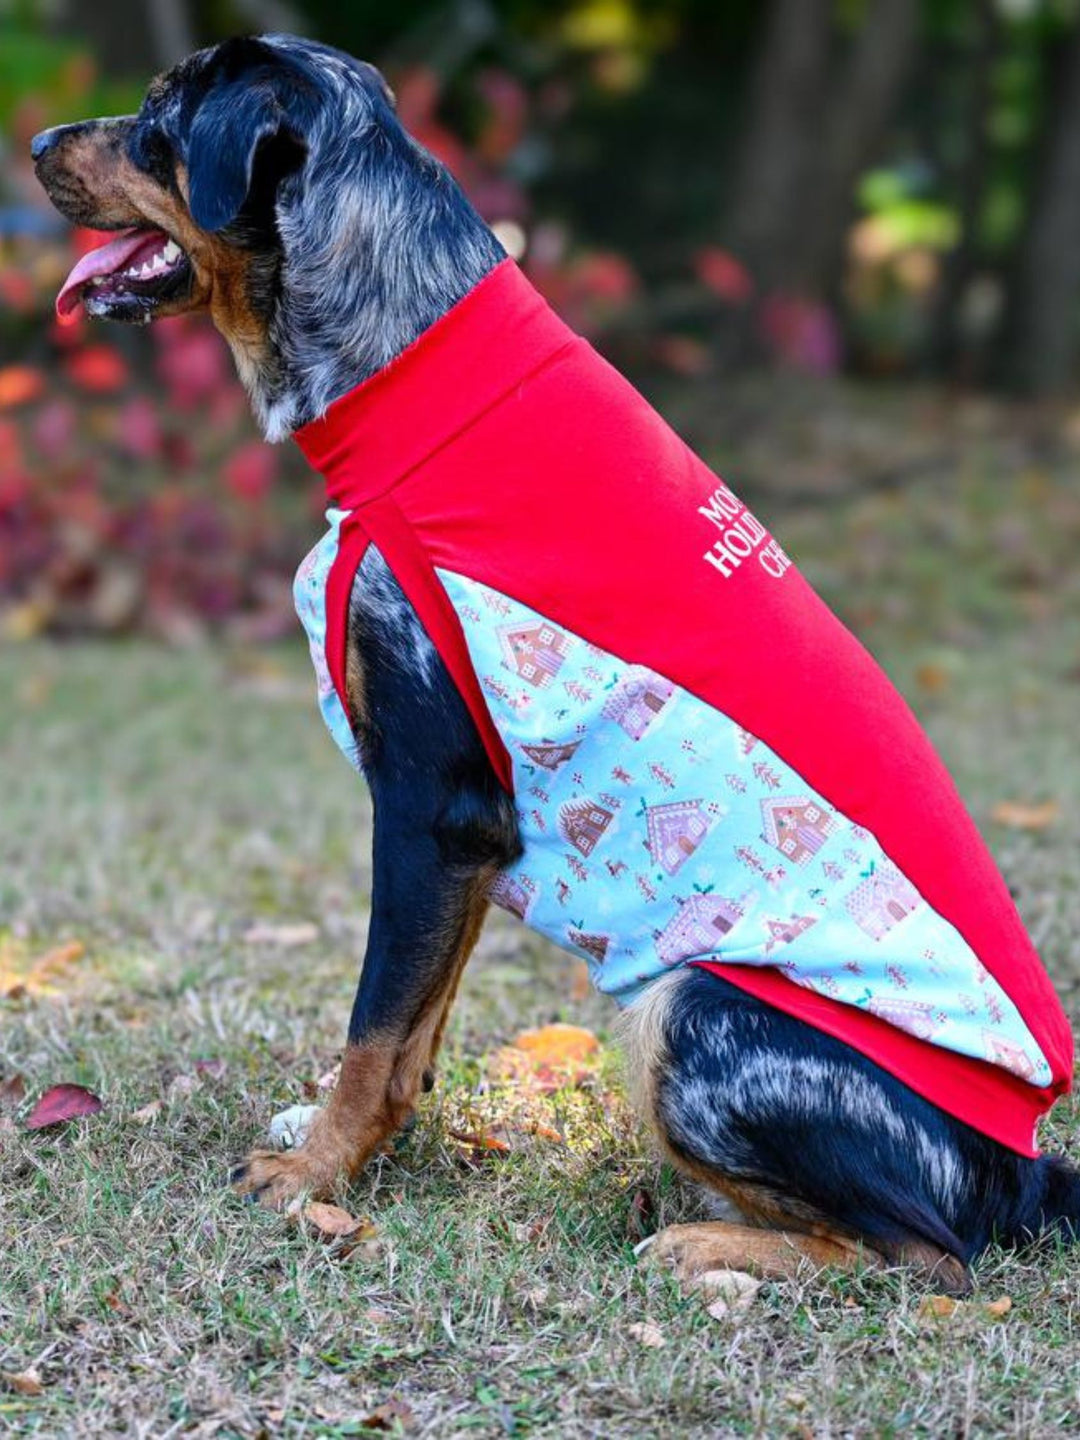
[{"x1": 32, "y1": 33, "x2": 1080, "y2": 1292}]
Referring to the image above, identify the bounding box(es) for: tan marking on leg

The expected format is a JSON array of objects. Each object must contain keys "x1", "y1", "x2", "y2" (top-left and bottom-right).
[
  {"x1": 645, "y1": 1219, "x2": 885, "y2": 1283},
  {"x1": 620, "y1": 969, "x2": 973, "y2": 1294},
  {"x1": 387, "y1": 874, "x2": 492, "y2": 1109},
  {"x1": 235, "y1": 1038, "x2": 401, "y2": 1209}
]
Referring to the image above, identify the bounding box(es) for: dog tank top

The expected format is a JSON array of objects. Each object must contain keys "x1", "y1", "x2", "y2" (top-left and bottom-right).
[{"x1": 292, "y1": 258, "x2": 1072, "y2": 1156}]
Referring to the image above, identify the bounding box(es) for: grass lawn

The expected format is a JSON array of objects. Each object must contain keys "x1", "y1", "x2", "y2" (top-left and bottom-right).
[{"x1": 2, "y1": 438, "x2": 1080, "y2": 1437}]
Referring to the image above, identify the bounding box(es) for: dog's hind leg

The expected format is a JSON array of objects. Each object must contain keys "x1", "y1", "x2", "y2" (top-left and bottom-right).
[{"x1": 622, "y1": 968, "x2": 992, "y2": 1293}]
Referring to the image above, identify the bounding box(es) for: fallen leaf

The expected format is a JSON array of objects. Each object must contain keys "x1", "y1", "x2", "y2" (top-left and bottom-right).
[
  {"x1": 627, "y1": 1320, "x2": 667, "y2": 1349},
  {"x1": 697, "y1": 1269, "x2": 763, "y2": 1319},
  {"x1": 25, "y1": 1084, "x2": 103, "y2": 1130},
  {"x1": 512, "y1": 1023, "x2": 599, "y2": 1064},
  {"x1": 194, "y1": 1058, "x2": 228, "y2": 1079},
  {"x1": 917, "y1": 1293, "x2": 1012, "y2": 1323},
  {"x1": 129, "y1": 1100, "x2": 163, "y2": 1125},
  {"x1": 915, "y1": 663, "x2": 950, "y2": 695},
  {"x1": 626, "y1": 1188, "x2": 654, "y2": 1243},
  {"x1": 0, "y1": 1075, "x2": 26, "y2": 1111},
  {"x1": 360, "y1": 1399, "x2": 415, "y2": 1431},
  {"x1": 449, "y1": 1128, "x2": 512, "y2": 1157},
  {"x1": 302, "y1": 1203, "x2": 379, "y2": 1247},
  {"x1": 166, "y1": 1074, "x2": 200, "y2": 1102},
  {"x1": 917, "y1": 1294, "x2": 959, "y2": 1320},
  {"x1": 242, "y1": 921, "x2": 320, "y2": 947},
  {"x1": 1, "y1": 1369, "x2": 43, "y2": 1396},
  {"x1": 28, "y1": 941, "x2": 85, "y2": 978},
  {"x1": 990, "y1": 800, "x2": 1059, "y2": 831}
]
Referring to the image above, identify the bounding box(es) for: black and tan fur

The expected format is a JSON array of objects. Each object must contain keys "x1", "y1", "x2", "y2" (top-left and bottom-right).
[{"x1": 33, "y1": 33, "x2": 1080, "y2": 1292}]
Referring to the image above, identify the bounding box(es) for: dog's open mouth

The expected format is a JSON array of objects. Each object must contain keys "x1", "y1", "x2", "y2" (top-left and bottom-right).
[{"x1": 56, "y1": 228, "x2": 193, "y2": 325}]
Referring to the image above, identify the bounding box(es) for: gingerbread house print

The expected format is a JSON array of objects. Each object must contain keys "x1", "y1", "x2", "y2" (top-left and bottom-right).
[
  {"x1": 845, "y1": 862, "x2": 922, "y2": 940},
  {"x1": 760, "y1": 796, "x2": 837, "y2": 866},
  {"x1": 497, "y1": 620, "x2": 571, "y2": 688},
  {"x1": 867, "y1": 997, "x2": 943, "y2": 1041},
  {"x1": 519, "y1": 739, "x2": 582, "y2": 771},
  {"x1": 645, "y1": 799, "x2": 711, "y2": 875},
  {"x1": 557, "y1": 798, "x2": 615, "y2": 857},
  {"x1": 982, "y1": 1030, "x2": 1037, "y2": 1082},
  {"x1": 489, "y1": 872, "x2": 535, "y2": 922},
  {"x1": 567, "y1": 928, "x2": 611, "y2": 964},
  {"x1": 763, "y1": 912, "x2": 817, "y2": 954},
  {"x1": 601, "y1": 667, "x2": 676, "y2": 739},
  {"x1": 654, "y1": 894, "x2": 743, "y2": 967}
]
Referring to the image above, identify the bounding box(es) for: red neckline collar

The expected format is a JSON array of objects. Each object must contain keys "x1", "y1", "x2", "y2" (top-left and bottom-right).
[{"x1": 293, "y1": 259, "x2": 575, "y2": 509}]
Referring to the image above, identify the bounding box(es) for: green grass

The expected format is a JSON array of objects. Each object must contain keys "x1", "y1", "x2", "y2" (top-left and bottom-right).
[{"x1": 2, "y1": 451, "x2": 1080, "y2": 1436}]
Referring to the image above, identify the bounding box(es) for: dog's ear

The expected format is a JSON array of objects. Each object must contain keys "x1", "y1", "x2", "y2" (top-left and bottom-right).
[{"x1": 187, "y1": 41, "x2": 308, "y2": 233}]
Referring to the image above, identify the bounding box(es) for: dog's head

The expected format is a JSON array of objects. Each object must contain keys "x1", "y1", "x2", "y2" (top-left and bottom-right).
[{"x1": 32, "y1": 34, "x2": 502, "y2": 437}]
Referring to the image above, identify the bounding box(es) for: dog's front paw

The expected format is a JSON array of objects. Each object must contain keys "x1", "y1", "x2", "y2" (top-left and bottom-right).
[{"x1": 232, "y1": 1147, "x2": 337, "y2": 1210}]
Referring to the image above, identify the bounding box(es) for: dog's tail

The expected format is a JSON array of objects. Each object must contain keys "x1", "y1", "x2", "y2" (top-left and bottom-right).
[{"x1": 1002, "y1": 1151, "x2": 1080, "y2": 1248}]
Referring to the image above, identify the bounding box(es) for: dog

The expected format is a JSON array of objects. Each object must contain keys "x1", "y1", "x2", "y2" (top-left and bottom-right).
[{"x1": 33, "y1": 33, "x2": 1080, "y2": 1294}]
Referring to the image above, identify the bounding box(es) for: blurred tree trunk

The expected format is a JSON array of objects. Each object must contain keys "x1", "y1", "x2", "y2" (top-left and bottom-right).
[
  {"x1": 56, "y1": 0, "x2": 193, "y2": 75},
  {"x1": 795, "y1": 0, "x2": 919, "y2": 296},
  {"x1": 723, "y1": 0, "x2": 917, "y2": 337},
  {"x1": 927, "y1": 0, "x2": 999, "y2": 375},
  {"x1": 725, "y1": 0, "x2": 832, "y2": 295},
  {"x1": 1005, "y1": 18, "x2": 1080, "y2": 394}
]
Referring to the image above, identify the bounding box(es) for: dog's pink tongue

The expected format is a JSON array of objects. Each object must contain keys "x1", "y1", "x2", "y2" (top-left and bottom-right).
[{"x1": 55, "y1": 229, "x2": 161, "y2": 323}]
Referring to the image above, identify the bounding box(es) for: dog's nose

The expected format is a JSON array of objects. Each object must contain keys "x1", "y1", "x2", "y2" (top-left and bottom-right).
[{"x1": 31, "y1": 128, "x2": 60, "y2": 161}]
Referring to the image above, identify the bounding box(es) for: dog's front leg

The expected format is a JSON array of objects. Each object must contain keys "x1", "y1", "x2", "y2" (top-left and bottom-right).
[
  {"x1": 235, "y1": 823, "x2": 496, "y2": 1208},
  {"x1": 235, "y1": 553, "x2": 519, "y2": 1210}
]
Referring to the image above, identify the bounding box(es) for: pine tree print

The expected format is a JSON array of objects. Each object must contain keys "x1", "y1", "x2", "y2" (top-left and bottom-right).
[{"x1": 753, "y1": 761, "x2": 782, "y2": 789}]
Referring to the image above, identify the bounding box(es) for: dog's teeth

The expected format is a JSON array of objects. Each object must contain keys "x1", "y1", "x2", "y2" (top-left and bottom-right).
[
  {"x1": 162, "y1": 240, "x2": 181, "y2": 263},
  {"x1": 152, "y1": 253, "x2": 165, "y2": 271}
]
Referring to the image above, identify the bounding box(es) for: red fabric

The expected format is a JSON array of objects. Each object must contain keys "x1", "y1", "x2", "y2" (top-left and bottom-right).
[{"x1": 295, "y1": 258, "x2": 1072, "y2": 1155}]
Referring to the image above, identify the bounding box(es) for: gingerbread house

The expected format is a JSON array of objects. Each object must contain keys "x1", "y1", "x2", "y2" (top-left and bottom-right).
[
  {"x1": 601, "y1": 667, "x2": 676, "y2": 739},
  {"x1": 645, "y1": 799, "x2": 711, "y2": 875},
  {"x1": 519, "y1": 739, "x2": 582, "y2": 771},
  {"x1": 760, "y1": 796, "x2": 837, "y2": 866},
  {"x1": 654, "y1": 894, "x2": 742, "y2": 967},
  {"x1": 763, "y1": 912, "x2": 817, "y2": 954},
  {"x1": 567, "y1": 928, "x2": 611, "y2": 964},
  {"x1": 489, "y1": 872, "x2": 535, "y2": 922},
  {"x1": 845, "y1": 862, "x2": 922, "y2": 940},
  {"x1": 497, "y1": 620, "x2": 571, "y2": 688},
  {"x1": 866, "y1": 996, "x2": 943, "y2": 1042},
  {"x1": 557, "y1": 798, "x2": 615, "y2": 857},
  {"x1": 982, "y1": 1030, "x2": 1037, "y2": 1082}
]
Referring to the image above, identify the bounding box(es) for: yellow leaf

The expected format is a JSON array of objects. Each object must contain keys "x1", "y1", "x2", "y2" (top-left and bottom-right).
[
  {"x1": 990, "y1": 800, "x2": 1059, "y2": 831},
  {"x1": 917, "y1": 1294, "x2": 960, "y2": 1320},
  {"x1": 1, "y1": 1370, "x2": 42, "y2": 1397},
  {"x1": 512, "y1": 1023, "x2": 599, "y2": 1064}
]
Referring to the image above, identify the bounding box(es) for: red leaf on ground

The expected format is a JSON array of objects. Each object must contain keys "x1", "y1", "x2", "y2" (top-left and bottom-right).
[{"x1": 25, "y1": 1084, "x2": 103, "y2": 1130}]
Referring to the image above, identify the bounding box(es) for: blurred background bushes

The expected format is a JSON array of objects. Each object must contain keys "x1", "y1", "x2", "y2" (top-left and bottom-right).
[{"x1": 3, "y1": 0, "x2": 1080, "y2": 638}]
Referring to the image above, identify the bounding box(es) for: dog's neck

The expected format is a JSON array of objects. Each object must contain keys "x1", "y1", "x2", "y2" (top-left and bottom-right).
[{"x1": 245, "y1": 128, "x2": 505, "y2": 443}]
